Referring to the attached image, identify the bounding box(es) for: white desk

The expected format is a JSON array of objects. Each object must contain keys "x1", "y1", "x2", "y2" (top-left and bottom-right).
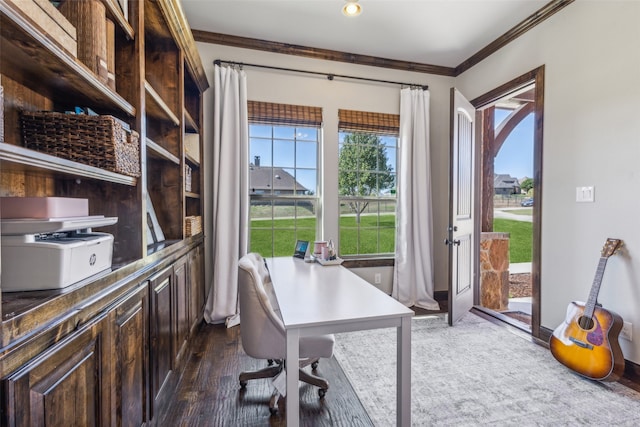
[{"x1": 266, "y1": 257, "x2": 414, "y2": 426}]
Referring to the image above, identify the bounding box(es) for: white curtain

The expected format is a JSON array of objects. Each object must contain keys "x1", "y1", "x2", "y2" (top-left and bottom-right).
[
  {"x1": 392, "y1": 88, "x2": 439, "y2": 310},
  {"x1": 203, "y1": 64, "x2": 249, "y2": 326}
]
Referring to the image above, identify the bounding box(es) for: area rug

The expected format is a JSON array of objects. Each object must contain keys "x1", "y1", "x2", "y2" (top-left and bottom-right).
[{"x1": 333, "y1": 313, "x2": 640, "y2": 426}]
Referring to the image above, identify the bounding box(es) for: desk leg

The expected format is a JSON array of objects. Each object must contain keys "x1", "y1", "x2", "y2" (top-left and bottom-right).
[
  {"x1": 397, "y1": 316, "x2": 411, "y2": 427},
  {"x1": 286, "y1": 328, "x2": 300, "y2": 427}
]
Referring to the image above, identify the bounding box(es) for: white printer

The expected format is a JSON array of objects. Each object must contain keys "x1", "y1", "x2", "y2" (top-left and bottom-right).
[{"x1": 1, "y1": 197, "x2": 117, "y2": 291}]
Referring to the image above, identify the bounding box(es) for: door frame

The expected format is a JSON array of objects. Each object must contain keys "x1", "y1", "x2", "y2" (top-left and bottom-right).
[{"x1": 470, "y1": 65, "x2": 545, "y2": 339}]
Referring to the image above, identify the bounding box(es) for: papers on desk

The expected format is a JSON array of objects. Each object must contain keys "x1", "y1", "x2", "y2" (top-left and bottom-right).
[{"x1": 312, "y1": 255, "x2": 344, "y2": 266}]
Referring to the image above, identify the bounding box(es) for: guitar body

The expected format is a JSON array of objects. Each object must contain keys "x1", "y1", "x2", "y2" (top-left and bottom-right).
[{"x1": 550, "y1": 301, "x2": 625, "y2": 381}]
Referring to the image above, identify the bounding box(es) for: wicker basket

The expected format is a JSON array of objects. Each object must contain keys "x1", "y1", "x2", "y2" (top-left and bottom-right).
[
  {"x1": 20, "y1": 112, "x2": 140, "y2": 177},
  {"x1": 185, "y1": 216, "x2": 202, "y2": 237}
]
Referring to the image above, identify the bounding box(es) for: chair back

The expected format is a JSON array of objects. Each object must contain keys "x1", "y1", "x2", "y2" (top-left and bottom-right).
[{"x1": 238, "y1": 253, "x2": 286, "y2": 359}]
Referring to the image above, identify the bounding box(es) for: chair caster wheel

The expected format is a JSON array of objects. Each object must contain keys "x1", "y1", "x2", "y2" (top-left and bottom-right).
[
  {"x1": 318, "y1": 388, "x2": 327, "y2": 398},
  {"x1": 311, "y1": 361, "x2": 319, "y2": 370},
  {"x1": 239, "y1": 380, "x2": 247, "y2": 389}
]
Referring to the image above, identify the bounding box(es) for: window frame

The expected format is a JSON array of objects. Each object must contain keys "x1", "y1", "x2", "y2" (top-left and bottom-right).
[
  {"x1": 337, "y1": 124, "x2": 399, "y2": 258},
  {"x1": 248, "y1": 120, "x2": 321, "y2": 258}
]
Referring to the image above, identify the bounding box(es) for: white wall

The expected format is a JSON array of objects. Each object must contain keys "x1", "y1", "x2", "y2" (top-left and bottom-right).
[
  {"x1": 199, "y1": 43, "x2": 455, "y2": 295},
  {"x1": 457, "y1": 0, "x2": 640, "y2": 363}
]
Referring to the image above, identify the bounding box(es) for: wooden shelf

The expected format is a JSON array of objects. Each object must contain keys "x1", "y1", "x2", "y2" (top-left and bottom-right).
[
  {"x1": 0, "y1": 4, "x2": 135, "y2": 117},
  {"x1": 185, "y1": 191, "x2": 200, "y2": 199},
  {"x1": 145, "y1": 81, "x2": 180, "y2": 125},
  {"x1": 0, "y1": 143, "x2": 137, "y2": 186},
  {"x1": 184, "y1": 109, "x2": 199, "y2": 133},
  {"x1": 146, "y1": 137, "x2": 181, "y2": 165},
  {"x1": 185, "y1": 152, "x2": 200, "y2": 167}
]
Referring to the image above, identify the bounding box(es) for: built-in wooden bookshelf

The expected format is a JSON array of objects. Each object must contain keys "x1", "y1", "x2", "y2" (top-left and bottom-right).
[{"x1": 0, "y1": 0, "x2": 209, "y2": 424}]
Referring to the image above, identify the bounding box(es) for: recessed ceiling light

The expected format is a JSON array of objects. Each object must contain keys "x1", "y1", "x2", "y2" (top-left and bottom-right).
[{"x1": 342, "y1": 1, "x2": 362, "y2": 17}]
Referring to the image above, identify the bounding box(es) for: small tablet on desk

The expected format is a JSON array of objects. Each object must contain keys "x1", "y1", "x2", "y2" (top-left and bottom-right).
[{"x1": 293, "y1": 240, "x2": 309, "y2": 259}]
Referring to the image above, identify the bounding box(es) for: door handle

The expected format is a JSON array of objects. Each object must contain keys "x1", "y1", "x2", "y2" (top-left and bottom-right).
[{"x1": 444, "y1": 239, "x2": 461, "y2": 246}]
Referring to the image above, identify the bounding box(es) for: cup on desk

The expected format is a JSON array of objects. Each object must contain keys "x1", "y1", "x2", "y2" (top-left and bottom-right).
[
  {"x1": 314, "y1": 241, "x2": 327, "y2": 257},
  {"x1": 320, "y1": 246, "x2": 329, "y2": 260}
]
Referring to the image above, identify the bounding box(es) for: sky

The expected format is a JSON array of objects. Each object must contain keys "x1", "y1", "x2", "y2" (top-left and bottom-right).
[
  {"x1": 493, "y1": 108, "x2": 534, "y2": 179},
  {"x1": 250, "y1": 113, "x2": 534, "y2": 192}
]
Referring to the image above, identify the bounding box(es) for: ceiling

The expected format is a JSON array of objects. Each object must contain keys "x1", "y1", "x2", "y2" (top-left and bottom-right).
[{"x1": 180, "y1": 0, "x2": 551, "y2": 69}]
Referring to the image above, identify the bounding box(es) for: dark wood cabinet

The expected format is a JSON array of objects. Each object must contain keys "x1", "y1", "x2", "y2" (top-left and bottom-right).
[
  {"x1": 188, "y1": 244, "x2": 205, "y2": 334},
  {"x1": 3, "y1": 315, "x2": 111, "y2": 427},
  {"x1": 1, "y1": 244, "x2": 204, "y2": 426},
  {"x1": 148, "y1": 266, "x2": 174, "y2": 420},
  {"x1": 112, "y1": 282, "x2": 150, "y2": 427},
  {"x1": 173, "y1": 255, "x2": 190, "y2": 368}
]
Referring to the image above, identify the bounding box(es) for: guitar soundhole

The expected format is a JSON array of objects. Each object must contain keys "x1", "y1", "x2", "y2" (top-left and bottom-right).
[{"x1": 578, "y1": 315, "x2": 595, "y2": 330}]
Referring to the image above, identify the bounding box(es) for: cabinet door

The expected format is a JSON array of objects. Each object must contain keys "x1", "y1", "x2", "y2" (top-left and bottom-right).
[
  {"x1": 3, "y1": 317, "x2": 110, "y2": 427},
  {"x1": 112, "y1": 283, "x2": 149, "y2": 427},
  {"x1": 188, "y1": 244, "x2": 205, "y2": 333},
  {"x1": 173, "y1": 256, "x2": 189, "y2": 368},
  {"x1": 148, "y1": 266, "x2": 173, "y2": 420}
]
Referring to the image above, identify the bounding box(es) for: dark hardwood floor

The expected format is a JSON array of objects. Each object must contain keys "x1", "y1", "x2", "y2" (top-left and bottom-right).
[
  {"x1": 160, "y1": 298, "x2": 447, "y2": 426},
  {"x1": 160, "y1": 322, "x2": 374, "y2": 426}
]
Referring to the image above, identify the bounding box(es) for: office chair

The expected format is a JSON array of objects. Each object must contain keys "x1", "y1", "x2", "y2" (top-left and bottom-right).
[{"x1": 237, "y1": 253, "x2": 334, "y2": 414}]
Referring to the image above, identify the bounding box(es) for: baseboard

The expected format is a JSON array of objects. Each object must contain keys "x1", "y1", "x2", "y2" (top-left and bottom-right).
[
  {"x1": 621, "y1": 358, "x2": 640, "y2": 392},
  {"x1": 434, "y1": 290, "x2": 448, "y2": 302}
]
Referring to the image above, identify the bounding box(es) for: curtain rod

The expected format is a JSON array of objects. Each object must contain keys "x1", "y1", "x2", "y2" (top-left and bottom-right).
[{"x1": 214, "y1": 59, "x2": 428, "y2": 90}]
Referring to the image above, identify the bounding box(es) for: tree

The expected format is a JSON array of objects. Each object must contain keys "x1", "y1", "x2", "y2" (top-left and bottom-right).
[
  {"x1": 520, "y1": 177, "x2": 534, "y2": 194},
  {"x1": 338, "y1": 133, "x2": 395, "y2": 221}
]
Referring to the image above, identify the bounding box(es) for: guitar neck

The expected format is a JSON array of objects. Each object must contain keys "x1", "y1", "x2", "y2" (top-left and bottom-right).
[{"x1": 584, "y1": 257, "x2": 608, "y2": 318}]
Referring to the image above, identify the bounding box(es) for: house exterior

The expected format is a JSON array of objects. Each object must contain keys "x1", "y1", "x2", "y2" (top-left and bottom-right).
[
  {"x1": 494, "y1": 174, "x2": 521, "y2": 195},
  {"x1": 249, "y1": 164, "x2": 308, "y2": 195}
]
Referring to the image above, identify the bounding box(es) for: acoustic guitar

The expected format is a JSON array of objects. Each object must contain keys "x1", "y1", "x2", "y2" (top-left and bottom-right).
[{"x1": 549, "y1": 238, "x2": 625, "y2": 381}]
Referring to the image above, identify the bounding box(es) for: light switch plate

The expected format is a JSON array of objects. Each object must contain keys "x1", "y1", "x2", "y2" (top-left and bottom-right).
[{"x1": 576, "y1": 186, "x2": 595, "y2": 202}]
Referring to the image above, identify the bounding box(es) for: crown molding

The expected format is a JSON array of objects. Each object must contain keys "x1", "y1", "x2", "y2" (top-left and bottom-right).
[
  {"x1": 192, "y1": 0, "x2": 574, "y2": 78},
  {"x1": 192, "y1": 30, "x2": 456, "y2": 77},
  {"x1": 454, "y1": 0, "x2": 574, "y2": 75}
]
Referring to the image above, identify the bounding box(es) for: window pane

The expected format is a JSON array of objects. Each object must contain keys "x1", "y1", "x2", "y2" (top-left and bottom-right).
[
  {"x1": 250, "y1": 124, "x2": 272, "y2": 138},
  {"x1": 250, "y1": 138, "x2": 272, "y2": 167},
  {"x1": 296, "y1": 141, "x2": 317, "y2": 169},
  {"x1": 274, "y1": 126, "x2": 295, "y2": 139},
  {"x1": 338, "y1": 129, "x2": 398, "y2": 256},
  {"x1": 296, "y1": 127, "x2": 318, "y2": 141},
  {"x1": 295, "y1": 169, "x2": 317, "y2": 195},
  {"x1": 273, "y1": 139, "x2": 295, "y2": 168},
  {"x1": 250, "y1": 165, "x2": 274, "y2": 195},
  {"x1": 272, "y1": 229, "x2": 296, "y2": 257},
  {"x1": 249, "y1": 119, "x2": 320, "y2": 257}
]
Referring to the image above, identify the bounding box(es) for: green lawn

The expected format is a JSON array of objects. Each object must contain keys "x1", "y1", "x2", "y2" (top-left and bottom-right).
[
  {"x1": 339, "y1": 214, "x2": 395, "y2": 255},
  {"x1": 250, "y1": 217, "x2": 317, "y2": 257},
  {"x1": 250, "y1": 215, "x2": 532, "y2": 263},
  {"x1": 502, "y1": 208, "x2": 533, "y2": 216},
  {"x1": 250, "y1": 214, "x2": 396, "y2": 257},
  {"x1": 493, "y1": 218, "x2": 532, "y2": 263}
]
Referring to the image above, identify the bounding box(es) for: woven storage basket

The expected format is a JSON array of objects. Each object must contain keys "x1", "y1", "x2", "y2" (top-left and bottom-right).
[
  {"x1": 185, "y1": 216, "x2": 202, "y2": 237},
  {"x1": 21, "y1": 112, "x2": 140, "y2": 177}
]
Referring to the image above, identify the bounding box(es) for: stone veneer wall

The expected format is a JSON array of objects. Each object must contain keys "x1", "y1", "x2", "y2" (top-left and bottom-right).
[{"x1": 480, "y1": 232, "x2": 510, "y2": 310}]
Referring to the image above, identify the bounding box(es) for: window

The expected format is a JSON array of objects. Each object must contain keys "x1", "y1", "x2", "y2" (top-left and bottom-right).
[
  {"x1": 338, "y1": 110, "x2": 399, "y2": 256},
  {"x1": 248, "y1": 101, "x2": 321, "y2": 257}
]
